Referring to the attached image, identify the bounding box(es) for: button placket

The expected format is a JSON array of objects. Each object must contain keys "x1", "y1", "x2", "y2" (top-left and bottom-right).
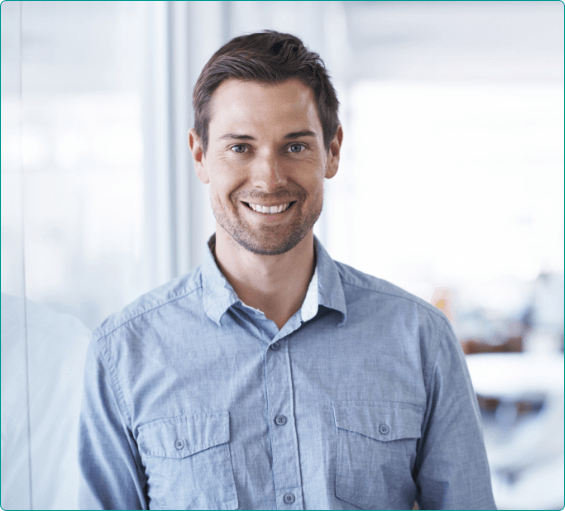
[{"x1": 264, "y1": 334, "x2": 304, "y2": 509}]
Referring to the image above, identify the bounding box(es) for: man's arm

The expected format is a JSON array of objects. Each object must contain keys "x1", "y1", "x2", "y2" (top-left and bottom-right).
[
  {"x1": 78, "y1": 338, "x2": 147, "y2": 510},
  {"x1": 415, "y1": 318, "x2": 497, "y2": 510}
]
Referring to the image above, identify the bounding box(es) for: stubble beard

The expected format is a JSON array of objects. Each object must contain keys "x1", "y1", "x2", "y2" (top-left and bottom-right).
[{"x1": 212, "y1": 192, "x2": 323, "y2": 256}]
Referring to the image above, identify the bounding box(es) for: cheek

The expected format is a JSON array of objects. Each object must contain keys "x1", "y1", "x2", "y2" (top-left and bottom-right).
[
  {"x1": 300, "y1": 171, "x2": 326, "y2": 196},
  {"x1": 208, "y1": 168, "x2": 244, "y2": 207},
  {"x1": 291, "y1": 153, "x2": 326, "y2": 177},
  {"x1": 209, "y1": 183, "x2": 233, "y2": 207}
]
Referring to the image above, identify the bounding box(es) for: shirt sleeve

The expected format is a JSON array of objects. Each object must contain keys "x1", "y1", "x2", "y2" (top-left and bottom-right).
[
  {"x1": 78, "y1": 336, "x2": 147, "y2": 510},
  {"x1": 414, "y1": 317, "x2": 497, "y2": 510}
]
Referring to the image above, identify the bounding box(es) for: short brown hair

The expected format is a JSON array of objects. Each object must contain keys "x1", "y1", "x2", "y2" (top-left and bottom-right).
[{"x1": 192, "y1": 30, "x2": 340, "y2": 154}]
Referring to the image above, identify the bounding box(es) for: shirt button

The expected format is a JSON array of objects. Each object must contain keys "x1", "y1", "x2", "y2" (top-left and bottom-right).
[
  {"x1": 274, "y1": 415, "x2": 287, "y2": 426},
  {"x1": 175, "y1": 439, "x2": 185, "y2": 450},
  {"x1": 269, "y1": 342, "x2": 280, "y2": 351},
  {"x1": 283, "y1": 493, "x2": 295, "y2": 504},
  {"x1": 379, "y1": 424, "x2": 390, "y2": 435}
]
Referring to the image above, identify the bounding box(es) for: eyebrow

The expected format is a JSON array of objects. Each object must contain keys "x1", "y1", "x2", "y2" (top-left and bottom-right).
[
  {"x1": 218, "y1": 130, "x2": 317, "y2": 141},
  {"x1": 284, "y1": 130, "x2": 317, "y2": 139},
  {"x1": 219, "y1": 133, "x2": 256, "y2": 141}
]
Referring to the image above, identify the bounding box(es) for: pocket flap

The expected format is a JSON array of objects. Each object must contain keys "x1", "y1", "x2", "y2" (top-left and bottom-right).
[
  {"x1": 333, "y1": 401, "x2": 422, "y2": 442},
  {"x1": 138, "y1": 411, "x2": 230, "y2": 459}
]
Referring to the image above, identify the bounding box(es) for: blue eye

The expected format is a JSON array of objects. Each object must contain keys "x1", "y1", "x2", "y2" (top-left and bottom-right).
[
  {"x1": 231, "y1": 144, "x2": 247, "y2": 153},
  {"x1": 289, "y1": 144, "x2": 305, "y2": 153}
]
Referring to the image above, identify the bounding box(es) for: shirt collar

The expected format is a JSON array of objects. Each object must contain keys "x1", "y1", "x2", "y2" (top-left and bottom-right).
[
  {"x1": 201, "y1": 235, "x2": 241, "y2": 325},
  {"x1": 314, "y1": 236, "x2": 347, "y2": 326},
  {"x1": 300, "y1": 263, "x2": 319, "y2": 323},
  {"x1": 201, "y1": 234, "x2": 347, "y2": 326}
]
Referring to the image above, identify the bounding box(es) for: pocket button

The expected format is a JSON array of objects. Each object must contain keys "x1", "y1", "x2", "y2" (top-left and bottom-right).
[
  {"x1": 175, "y1": 439, "x2": 185, "y2": 450},
  {"x1": 379, "y1": 424, "x2": 390, "y2": 435},
  {"x1": 283, "y1": 493, "x2": 295, "y2": 504}
]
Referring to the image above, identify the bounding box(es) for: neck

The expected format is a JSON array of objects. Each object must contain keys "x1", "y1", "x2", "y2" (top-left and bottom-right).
[{"x1": 213, "y1": 226, "x2": 316, "y2": 330}]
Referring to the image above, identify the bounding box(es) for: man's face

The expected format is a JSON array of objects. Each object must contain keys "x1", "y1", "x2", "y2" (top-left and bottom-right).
[{"x1": 190, "y1": 78, "x2": 341, "y2": 256}]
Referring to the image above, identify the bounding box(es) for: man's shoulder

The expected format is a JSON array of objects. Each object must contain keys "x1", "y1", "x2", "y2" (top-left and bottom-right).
[
  {"x1": 92, "y1": 266, "x2": 204, "y2": 344},
  {"x1": 334, "y1": 260, "x2": 447, "y2": 322}
]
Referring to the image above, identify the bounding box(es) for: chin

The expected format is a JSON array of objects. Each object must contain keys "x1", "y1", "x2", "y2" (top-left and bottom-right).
[
  {"x1": 214, "y1": 201, "x2": 322, "y2": 256},
  {"x1": 230, "y1": 231, "x2": 306, "y2": 256}
]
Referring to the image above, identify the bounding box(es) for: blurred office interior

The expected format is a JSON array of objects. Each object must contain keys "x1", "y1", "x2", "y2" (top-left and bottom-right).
[{"x1": 1, "y1": 1, "x2": 563, "y2": 509}]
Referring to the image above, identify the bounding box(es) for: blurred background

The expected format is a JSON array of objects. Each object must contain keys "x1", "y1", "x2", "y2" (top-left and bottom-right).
[{"x1": 1, "y1": 1, "x2": 563, "y2": 509}]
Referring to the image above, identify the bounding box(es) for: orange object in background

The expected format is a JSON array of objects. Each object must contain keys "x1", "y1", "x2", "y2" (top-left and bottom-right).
[{"x1": 431, "y1": 287, "x2": 454, "y2": 323}]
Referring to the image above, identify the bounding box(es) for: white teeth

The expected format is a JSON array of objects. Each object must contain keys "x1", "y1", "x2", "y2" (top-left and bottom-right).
[{"x1": 248, "y1": 202, "x2": 291, "y2": 214}]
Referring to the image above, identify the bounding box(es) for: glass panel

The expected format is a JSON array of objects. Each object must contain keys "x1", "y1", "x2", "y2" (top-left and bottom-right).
[
  {"x1": 2, "y1": 2, "x2": 156, "y2": 508},
  {"x1": 20, "y1": 1, "x2": 149, "y2": 330},
  {"x1": 1, "y1": 2, "x2": 33, "y2": 509}
]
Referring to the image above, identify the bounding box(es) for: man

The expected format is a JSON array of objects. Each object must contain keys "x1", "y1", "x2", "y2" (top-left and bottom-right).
[{"x1": 79, "y1": 31, "x2": 496, "y2": 510}]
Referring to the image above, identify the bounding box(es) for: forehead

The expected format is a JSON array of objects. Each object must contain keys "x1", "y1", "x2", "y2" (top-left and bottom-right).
[{"x1": 208, "y1": 78, "x2": 321, "y2": 137}]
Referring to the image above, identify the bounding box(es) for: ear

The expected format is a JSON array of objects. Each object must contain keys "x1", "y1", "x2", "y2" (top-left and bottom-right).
[
  {"x1": 325, "y1": 125, "x2": 343, "y2": 180},
  {"x1": 188, "y1": 128, "x2": 209, "y2": 184}
]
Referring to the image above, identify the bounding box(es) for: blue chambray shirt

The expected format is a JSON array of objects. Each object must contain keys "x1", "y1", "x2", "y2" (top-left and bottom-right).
[{"x1": 78, "y1": 236, "x2": 496, "y2": 510}]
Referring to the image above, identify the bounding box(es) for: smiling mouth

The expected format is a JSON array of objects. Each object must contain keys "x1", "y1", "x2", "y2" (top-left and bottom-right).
[{"x1": 242, "y1": 201, "x2": 296, "y2": 214}]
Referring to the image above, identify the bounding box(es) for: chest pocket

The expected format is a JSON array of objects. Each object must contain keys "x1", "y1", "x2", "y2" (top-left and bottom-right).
[
  {"x1": 333, "y1": 402, "x2": 423, "y2": 510},
  {"x1": 138, "y1": 412, "x2": 238, "y2": 510}
]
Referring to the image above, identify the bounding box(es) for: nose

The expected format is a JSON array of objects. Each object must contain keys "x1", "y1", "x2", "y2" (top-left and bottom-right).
[{"x1": 250, "y1": 150, "x2": 287, "y2": 193}]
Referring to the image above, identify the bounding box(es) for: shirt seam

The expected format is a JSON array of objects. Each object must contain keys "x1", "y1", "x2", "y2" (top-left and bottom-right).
[
  {"x1": 332, "y1": 399, "x2": 425, "y2": 413},
  {"x1": 424, "y1": 315, "x2": 450, "y2": 410},
  {"x1": 93, "y1": 283, "x2": 203, "y2": 342},
  {"x1": 95, "y1": 341, "x2": 150, "y2": 509},
  {"x1": 431, "y1": 314, "x2": 449, "y2": 366},
  {"x1": 340, "y1": 280, "x2": 445, "y2": 320},
  {"x1": 96, "y1": 337, "x2": 134, "y2": 427},
  {"x1": 414, "y1": 316, "x2": 449, "y2": 488},
  {"x1": 262, "y1": 349, "x2": 278, "y2": 507},
  {"x1": 141, "y1": 439, "x2": 227, "y2": 457},
  {"x1": 139, "y1": 412, "x2": 228, "y2": 431},
  {"x1": 285, "y1": 340, "x2": 304, "y2": 502}
]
